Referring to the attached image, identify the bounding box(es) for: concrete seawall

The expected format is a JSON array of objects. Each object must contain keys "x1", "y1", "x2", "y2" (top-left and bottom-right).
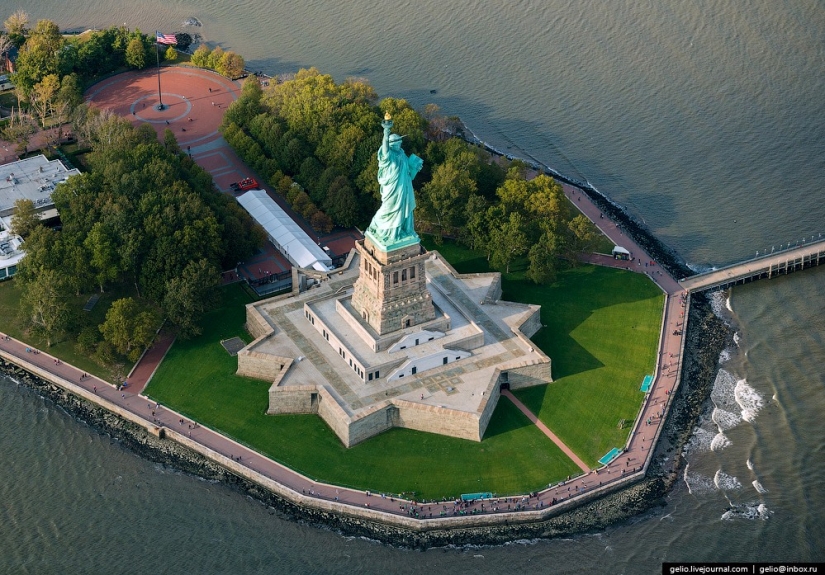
[{"x1": 0, "y1": 285, "x2": 730, "y2": 546}]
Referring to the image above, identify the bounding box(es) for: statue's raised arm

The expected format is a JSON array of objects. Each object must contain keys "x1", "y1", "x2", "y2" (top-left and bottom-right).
[
  {"x1": 365, "y1": 113, "x2": 423, "y2": 252},
  {"x1": 380, "y1": 112, "x2": 393, "y2": 158}
]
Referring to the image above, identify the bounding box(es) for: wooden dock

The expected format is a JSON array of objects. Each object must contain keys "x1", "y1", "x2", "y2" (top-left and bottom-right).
[{"x1": 679, "y1": 239, "x2": 825, "y2": 293}]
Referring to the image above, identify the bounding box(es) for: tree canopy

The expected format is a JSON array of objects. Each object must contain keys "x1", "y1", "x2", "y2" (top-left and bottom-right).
[
  {"x1": 220, "y1": 67, "x2": 601, "y2": 283},
  {"x1": 16, "y1": 112, "x2": 264, "y2": 339}
]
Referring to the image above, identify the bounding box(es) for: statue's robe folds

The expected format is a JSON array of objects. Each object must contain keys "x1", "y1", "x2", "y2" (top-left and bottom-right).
[{"x1": 366, "y1": 146, "x2": 423, "y2": 251}]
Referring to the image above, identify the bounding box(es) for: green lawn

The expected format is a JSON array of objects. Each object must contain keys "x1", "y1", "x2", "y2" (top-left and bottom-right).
[
  {"x1": 0, "y1": 279, "x2": 151, "y2": 380},
  {"x1": 145, "y1": 283, "x2": 581, "y2": 499},
  {"x1": 422, "y1": 238, "x2": 663, "y2": 467}
]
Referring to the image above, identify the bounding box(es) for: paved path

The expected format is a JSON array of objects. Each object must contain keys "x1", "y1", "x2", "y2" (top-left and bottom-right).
[
  {"x1": 126, "y1": 332, "x2": 176, "y2": 395},
  {"x1": 502, "y1": 389, "x2": 590, "y2": 473},
  {"x1": 0, "y1": 68, "x2": 694, "y2": 523}
]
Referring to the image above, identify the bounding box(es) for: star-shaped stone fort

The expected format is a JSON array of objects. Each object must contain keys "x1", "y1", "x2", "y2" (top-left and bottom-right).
[
  {"x1": 237, "y1": 115, "x2": 552, "y2": 447},
  {"x1": 238, "y1": 235, "x2": 552, "y2": 447}
]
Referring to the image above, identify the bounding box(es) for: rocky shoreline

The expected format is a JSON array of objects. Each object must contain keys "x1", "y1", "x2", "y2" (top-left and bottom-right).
[
  {"x1": 0, "y1": 132, "x2": 730, "y2": 546},
  {"x1": 0, "y1": 272, "x2": 730, "y2": 548}
]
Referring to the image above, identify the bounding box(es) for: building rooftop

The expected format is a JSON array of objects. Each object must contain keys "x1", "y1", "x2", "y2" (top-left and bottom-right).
[
  {"x1": 0, "y1": 155, "x2": 80, "y2": 217},
  {"x1": 236, "y1": 189, "x2": 332, "y2": 272}
]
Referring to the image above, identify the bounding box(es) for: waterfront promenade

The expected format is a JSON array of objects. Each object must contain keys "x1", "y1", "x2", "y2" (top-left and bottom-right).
[
  {"x1": 0, "y1": 66, "x2": 694, "y2": 528},
  {"x1": 0, "y1": 182, "x2": 688, "y2": 529}
]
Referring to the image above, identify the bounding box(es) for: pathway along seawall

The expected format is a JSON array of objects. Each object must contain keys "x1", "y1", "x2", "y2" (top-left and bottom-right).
[
  {"x1": 0, "y1": 287, "x2": 730, "y2": 548},
  {"x1": 0, "y1": 120, "x2": 727, "y2": 546},
  {"x1": 457, "y1": 122, "x2": 693, "y2": 281}
]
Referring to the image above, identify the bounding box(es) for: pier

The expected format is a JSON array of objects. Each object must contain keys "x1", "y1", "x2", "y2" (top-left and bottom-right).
[{"x1": 679, "y1": 238, "x2": 825, "y2": 293}]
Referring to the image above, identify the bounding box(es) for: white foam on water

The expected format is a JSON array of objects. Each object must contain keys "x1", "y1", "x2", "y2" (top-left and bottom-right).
[
  {"x1": 708, "y1": 291, "x2": 728, "y2": 318},
  {"x1": 733, "y1": 332, "x2": 741, "y2": 347},
  {"x1": 719, "y1": 348, "x2": 732, "y2": 363},
  {"x1": 721, "y1": 502, "x2": 771, "y2": 521},
  {"x1": 710, "y1": 432, "x2": 732, "y2": 451},
  {"x1": 712, "y1": 406, "x2": 742, "y2": 431},
  {"x1": 746, "y1": 458, "x2": 754, "y2": 471},
  {"x1": 714, "y1": 469, "x2": 742, "y2": 491},
  {"x1": 710, "y1": 369, "x2": 739, "y2": 409},
  {"x1": 734, "y1": 379, "x2": 764, "y2": 422},
  {"x1": 752, "y1": 480, "x2": 768, "y2": 494},
  {"x1": 684, "y1": 468, "x2": 716, "y2": 494},
  {"x1": 725, "y1": 294, "x2": 733, "y2": 313},
  {"x1": 685, "y1": 427, "x2": 715, "y2": 453}
]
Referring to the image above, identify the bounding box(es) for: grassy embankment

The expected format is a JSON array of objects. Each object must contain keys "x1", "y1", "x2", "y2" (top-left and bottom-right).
[
  {"x1": 426, "y1": 240, "x2": 663, "y2": 465},
  {"x1": 145, "y1": 282, "x2": 580, "y2": 499},
  {"x1": 0, "y1": 280, "x2": 145, "y2": 380},
  {"x1": 145, "y1": 240, "x2": 661, "y2": 498}
]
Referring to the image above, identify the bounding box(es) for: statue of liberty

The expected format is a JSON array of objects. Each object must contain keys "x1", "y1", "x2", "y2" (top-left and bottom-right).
[{"x1": 365, "y1": 113, "x2": 424, "y2": 252}]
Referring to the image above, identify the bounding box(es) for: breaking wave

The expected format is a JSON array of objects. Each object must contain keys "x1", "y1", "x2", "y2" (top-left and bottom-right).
[
  {"x1": 721, "y1": 502, "x2": 771, "y2": 521},
  {"x1": 714, "y1": 469, "x2": 742, "y2": 491}
]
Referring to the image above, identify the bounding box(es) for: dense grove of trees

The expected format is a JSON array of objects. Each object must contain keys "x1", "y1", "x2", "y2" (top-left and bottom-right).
[
  {"x1": 222, "y1": 69, "x2": 601, "y2": 282},
  {"x1": 189, "y1": 44, "x2": 245, "y2": 79},
  {"x1": 15, "y1": 112, "x2": 264, "y2": 350}
]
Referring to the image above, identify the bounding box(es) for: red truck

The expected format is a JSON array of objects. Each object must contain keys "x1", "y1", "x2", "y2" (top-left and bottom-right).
[{"x1": 230, "y1": 177, "x2": 258, "y2": 192}]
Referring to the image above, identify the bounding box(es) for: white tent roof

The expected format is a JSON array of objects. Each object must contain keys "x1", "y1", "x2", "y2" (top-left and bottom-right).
[
  {"x1": 237, "y1": 189, "x2": 331, "y2": 272},
  {"x1": 612, "y1": 245, "x2": 631, "y2": 255}
]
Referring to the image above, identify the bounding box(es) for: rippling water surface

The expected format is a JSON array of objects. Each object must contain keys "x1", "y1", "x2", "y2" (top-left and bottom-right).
[{"x1": 2, "y1": 1, "x2": 824, "y2": 572}]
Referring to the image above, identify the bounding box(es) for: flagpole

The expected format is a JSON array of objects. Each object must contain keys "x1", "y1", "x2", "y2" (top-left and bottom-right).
[{"x1": 155, "y1": 33, "x2": 165, "y2": 111}]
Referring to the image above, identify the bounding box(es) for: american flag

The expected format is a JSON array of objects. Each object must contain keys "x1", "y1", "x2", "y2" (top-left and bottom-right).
[{"x1": 156, "y1": 31, "x2": 177, "y2": 45}]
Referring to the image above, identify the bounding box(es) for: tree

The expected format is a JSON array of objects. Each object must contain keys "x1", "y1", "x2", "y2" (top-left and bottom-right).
[
  {"x1": 173, "y1": 33, "x2": 192, "y2": 51},
  {"x1": 566, "y1": 214, "x2": 601, "y2": 261},
  {"x1": 218, "y1": 50, "x2": 244, "y2": 79},
  {"x1": 3, "y1": 10, "x2": 28, "y2": 41},
  {"x1": 100, "y1": 297, "x2": 159, "y2": 362},
  {"x1": 190, "y1": 44, "x2": 210, "y2": 67},
  {"x1": 9, "y1": 199, "x2": 41, "y2": 238},
  {"x1": 125, "y1": 36, "x2": 147, "y2": 69},
  {"x1": 418, "y1": 159, "x2": 477, "y2": 240},
  {"x1": 527, "y1": 231, "x2": 562, "y2": 285},
  {"x1": 164, "y1": 45, "x2": 177, "y2": 62},
  {"x1": 10, "y1": 19, "x2": 64, "y2": 100},
  {"x1": 462, "y1": 194, "x2": 489, "y2": 250},
  {"x1": 1, "y1": 104, "x2": 36, "y2": 154},
  {"x1": 84, "y1": 221, "x2": 121, "y2": 292},
  {"x1": 18, "y1": 269, "x2": 70, "y2": 347},
  {"x1": 323, "y1": 175, "x2": 359, "y2": 228},
  {"x1": 489, "y1": 211, "x2": 528, "y2": 273},
  {"x1": 0, "y1": 34, "x2": 13, "y2": 61},
  {"x1": 206, "y1": 46, "x2": 224, "y2": 71},
  {"x1": 30, "y1": 73, "x2": 60, "y2": 126},
  {"x1": 162, "y1": 259, "x2": 220, "y2": 338}
]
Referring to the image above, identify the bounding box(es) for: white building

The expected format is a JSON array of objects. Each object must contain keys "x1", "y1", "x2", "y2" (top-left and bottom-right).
[
  {"x1": 0, "y1": 217, "x2": 24, "y2": 279},
  {"x1": 0, "y1": 155, "x2": 81, "y2": 278},
  {"x1": 236, "y1": 189, "x2": 332, "y2": 272}
]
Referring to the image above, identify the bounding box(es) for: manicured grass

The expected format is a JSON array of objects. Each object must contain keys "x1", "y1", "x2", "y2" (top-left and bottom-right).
[
  {"x1": 146, "y1": 283, "x2": 581, "y2": 498},
  {"x1": 508, "y1": 266, "x2": 662, "y2": 467},
  {"x1": 422, "y1": 238, "x2": 663, "y2": 467}
]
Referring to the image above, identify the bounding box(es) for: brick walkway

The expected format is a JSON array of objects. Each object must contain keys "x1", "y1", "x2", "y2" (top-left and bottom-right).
[
  {"x1": 0, "y1": 67, "x2": 691, "y2": 524},
  {"x1": 502, "y1": 389, "x2": 590, "y2": 473}
]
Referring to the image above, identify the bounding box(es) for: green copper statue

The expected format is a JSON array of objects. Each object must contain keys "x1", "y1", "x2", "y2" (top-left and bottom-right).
[{"x1": 365, "y1": 113, "x2": 423, "y2": 252}]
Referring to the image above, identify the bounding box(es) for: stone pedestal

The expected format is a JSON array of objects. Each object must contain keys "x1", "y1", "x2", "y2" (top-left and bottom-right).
[{"x1": 351, "y1": 238, "x2": 435, "y2": 335}]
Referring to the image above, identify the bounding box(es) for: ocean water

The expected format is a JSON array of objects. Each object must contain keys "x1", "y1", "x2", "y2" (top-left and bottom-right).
[{"x1": 2, "y1": 1, "x2": 824, "y2": 572}]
